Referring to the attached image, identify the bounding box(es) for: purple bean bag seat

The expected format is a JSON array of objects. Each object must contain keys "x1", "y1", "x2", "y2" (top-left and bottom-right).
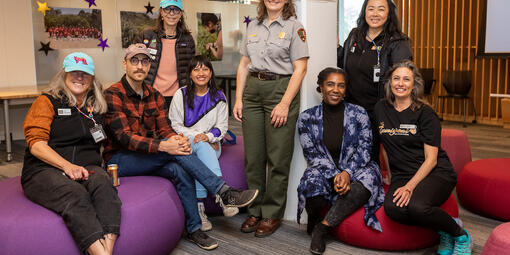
[
  {"x1": 0, "y1": 176, "x2": 184, "y2": 255},
  {"x1": 204, "y1": 136, "x2": 248, "y2": 214}
]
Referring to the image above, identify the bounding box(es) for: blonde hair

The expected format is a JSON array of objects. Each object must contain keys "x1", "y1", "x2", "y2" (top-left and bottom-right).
[{"x1": 45, "y1": 69, "x2": 107, "y2": 114}]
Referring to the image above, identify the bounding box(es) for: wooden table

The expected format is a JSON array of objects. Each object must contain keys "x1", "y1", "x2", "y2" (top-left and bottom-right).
[
  {"x1": 0, "y1": 85, "x2": 47, "y2": 161},
  {"x1": 215, "y1": 74, "x2": 236, "y2": 115}
]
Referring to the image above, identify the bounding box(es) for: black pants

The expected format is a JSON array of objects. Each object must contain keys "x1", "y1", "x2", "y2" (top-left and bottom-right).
[
  {"x1": 21, "y1": 165, "x2": 122, "y2": 252},
  {"x1": 384, "y1": 175, "x2": 463, "y2": 236},
  {"x1": 306, "y1": 181, "x2": 370, "y2": 228}
]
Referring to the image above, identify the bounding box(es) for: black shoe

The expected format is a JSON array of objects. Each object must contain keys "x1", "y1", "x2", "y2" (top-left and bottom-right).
[
  {"x1": 220, "y1": 188, "x2": 259, "y2": 208},
  {"x1": 310, "y1": 223, "x2": 329, "y2": 254},
  {"x1": 187, "y1": 230, "x2": 218, "y2": 250}
]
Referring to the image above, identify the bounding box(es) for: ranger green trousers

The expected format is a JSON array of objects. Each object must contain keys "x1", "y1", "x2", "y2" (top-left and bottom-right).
[{"x1": 242, "y1": 76, "x2": 300, "y2": 219}]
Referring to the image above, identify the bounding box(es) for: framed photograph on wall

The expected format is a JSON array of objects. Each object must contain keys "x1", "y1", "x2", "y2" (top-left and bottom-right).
[
  {"x1": 197, "y1": 12, "x2": 223, "y2": 61},
  {"x1": 44, "y1": 7, "x2": 102, "y2": 49},
  {"x1": 120, "y1": 11, "x2": 158, "y2": 48}
]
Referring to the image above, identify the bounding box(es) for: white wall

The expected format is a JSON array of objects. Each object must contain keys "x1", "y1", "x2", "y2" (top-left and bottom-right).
[
  {"x1": 284, "y1": 0, "x2": 338, "y2": 222},
  {"x1": 0, "y1": 0, "x2": 37, "y2": 140},
  {"x1": 0, "y1": 0, "x2": 36, "y2": 87}
]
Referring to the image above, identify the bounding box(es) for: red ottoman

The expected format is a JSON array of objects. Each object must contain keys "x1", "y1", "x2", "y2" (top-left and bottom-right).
[
  {"x1": 330, "y1": 189, "x2": 459, "y2": 251},
  {"x1": 482, "y1": 222, "x2": 510, "y2": 255},
  {"x1": 457, "y1": 158, "x2": 510, "y2": 220},
  {"x1": 441, "y1": 129, "x2": 472, "y2": 173}
]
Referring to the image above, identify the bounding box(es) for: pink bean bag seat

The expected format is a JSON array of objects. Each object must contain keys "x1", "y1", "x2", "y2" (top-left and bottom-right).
[{"x1": 482, "y1": 222, "x2": 510, "y2": 255}]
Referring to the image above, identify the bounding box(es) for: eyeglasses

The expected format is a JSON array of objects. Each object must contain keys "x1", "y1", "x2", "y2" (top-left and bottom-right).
[
  {"x1": 162, "y1": 6, "x2": 182, "y2": 15},
  {"x1": 129, "y1": 57, "x2": 150, "y2": 66}
]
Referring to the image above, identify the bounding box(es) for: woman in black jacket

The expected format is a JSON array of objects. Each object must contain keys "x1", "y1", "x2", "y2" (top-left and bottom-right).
[
  {"x1": 138, "y1": 0, "x2": 195, "y2": 108},
  {"x1": 338, "y1": 0, "x2": 413, "y2": 161},
  {"x1": 22, "y1": 52, "x2": 121, "y2": 255}
]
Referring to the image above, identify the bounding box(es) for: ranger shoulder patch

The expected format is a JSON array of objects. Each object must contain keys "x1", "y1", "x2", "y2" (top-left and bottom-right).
[{"x1": 297, "y1": 28, "x2": 306, "y2": 42}]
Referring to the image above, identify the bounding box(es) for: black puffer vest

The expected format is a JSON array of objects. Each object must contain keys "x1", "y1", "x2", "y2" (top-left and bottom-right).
[
  {"x1": 22, "y1": 94, "x2": 104, "y2": 180},
  {"x1": 139, "y1": 28, "x2": 196, "y2": 89}
]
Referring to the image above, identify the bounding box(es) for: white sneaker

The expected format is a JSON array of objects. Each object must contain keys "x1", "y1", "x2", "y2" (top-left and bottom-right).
[
  {"x1": 216, "y1": 194, "x2": 239, "y2": 217},
  {"x1": 198, "y1": 202, "x2": 212, "y2": 231}
]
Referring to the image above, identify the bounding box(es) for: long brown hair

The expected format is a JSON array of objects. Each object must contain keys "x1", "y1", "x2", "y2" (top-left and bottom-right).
[
  {"x1": 155, "y1": 9, "x2": 190, "y2": 35},
  {"x1": 384, "y1": 60, "x2": 428, "y2": 111},
  {"x1": 257, "y1": 0, "x2": 297, "y2": 22}
]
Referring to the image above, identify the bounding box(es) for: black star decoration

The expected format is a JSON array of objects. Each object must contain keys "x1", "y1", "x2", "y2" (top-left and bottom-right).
[
  {"x1": 145, "y1": 1, "x2": 154, "y2": 15},
  {"x1": 39, "y1": 41, "x2": 54, "y2": 56}
]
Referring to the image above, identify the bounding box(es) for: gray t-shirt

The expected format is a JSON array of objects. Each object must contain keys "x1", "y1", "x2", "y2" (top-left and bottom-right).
[{"x1": 240, "y1": 16, "x2": 309, "y2": 75}]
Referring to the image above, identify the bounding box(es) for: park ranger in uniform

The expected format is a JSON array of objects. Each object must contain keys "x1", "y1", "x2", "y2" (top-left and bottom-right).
[{"x1": 233, "y1": 0, "x2": 309, "y2": 238}]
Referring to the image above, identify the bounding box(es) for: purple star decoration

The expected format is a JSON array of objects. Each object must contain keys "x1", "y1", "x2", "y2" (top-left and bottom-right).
[
  {"x1": 98, "y1": 38, "x2": 109, "y2": 51},
  {"x1": 85, "y1": 0, "x2": 96, "y2": 8},
  {"x1": 243, "y1": 16, "x2": 252, "y2": 27}
]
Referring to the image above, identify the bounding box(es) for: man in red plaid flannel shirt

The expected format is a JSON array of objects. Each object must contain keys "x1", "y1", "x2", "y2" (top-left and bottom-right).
[{"x1": 103, "y1": 43, "x2": 258, "y2": 250}]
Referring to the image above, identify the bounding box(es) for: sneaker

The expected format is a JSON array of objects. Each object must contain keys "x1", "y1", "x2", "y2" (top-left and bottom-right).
[
  {"x1": 437, "y1": 231, "x2": 454, "y2": 255},
  {"x1": 198, "y1": 202, "x2": 212, "y2": 231},
  {"x1": 310, "y1": 223, "x2": 329, "y2": 254},
  {"x1": 216, "y1": 194, "x2": 239, "y2": 217},
  {"x1": 220, "y1": 188, "x2": 259, "y2": 208},
  {"x1": 187, "y1": 229, "x2": 218, "y2": 250},
  {"x1": 453, "y1": 230, "x2": 472, "y2": 255}
]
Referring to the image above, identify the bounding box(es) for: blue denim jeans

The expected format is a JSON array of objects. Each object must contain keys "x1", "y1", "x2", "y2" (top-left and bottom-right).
[
  {"x1": 189, "y1": 135, "x2": 222, "y2": 199},
  {"x1": 108, "y1": 150, "x2": 226, "y2": 233}
]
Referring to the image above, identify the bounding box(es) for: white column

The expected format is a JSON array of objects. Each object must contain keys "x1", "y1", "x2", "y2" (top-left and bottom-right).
[{"x1": 284, "y1": 0, "x2": 338, "y2": 222}]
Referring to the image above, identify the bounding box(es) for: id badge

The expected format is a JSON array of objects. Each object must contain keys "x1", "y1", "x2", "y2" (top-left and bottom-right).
[
  {"x1": 90, "y1": 124, "x2": 106, "y2": 143},
  {"x1": 373, "y1": 65, "x2": 381, "y2": 83}
]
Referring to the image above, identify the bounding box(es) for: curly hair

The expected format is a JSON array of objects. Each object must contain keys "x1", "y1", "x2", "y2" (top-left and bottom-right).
[
  {"x1": 257, "y1": 0, "x2": 297, "y2": 22},
  {"x1": 184, "y1": 55, "x2": 219, "y2": 109},
  {"x1": 383, "y1": 59, "x2": 428, "y2": 111}
]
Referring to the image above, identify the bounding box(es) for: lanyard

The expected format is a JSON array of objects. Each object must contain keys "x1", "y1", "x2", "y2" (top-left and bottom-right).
[
  {"x1": 366, "y1": 33, "x2": 383, "y2": 66},
  {"x1": 75, "y1": 105, "x2": 97, "y2": 126}
]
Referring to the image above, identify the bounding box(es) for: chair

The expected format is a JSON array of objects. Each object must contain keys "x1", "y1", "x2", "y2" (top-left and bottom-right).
[
  {"x1": 420, "y1": 68, "x2": 436, "y2": 96},
  {"x1": 436, "y1": 70, "x2": 477, "y2": 125}
]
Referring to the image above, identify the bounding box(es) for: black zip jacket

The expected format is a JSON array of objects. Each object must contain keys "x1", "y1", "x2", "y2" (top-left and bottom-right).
[
  {"x1": 138, "y1": 28, "x2": 195, "y2": 89},
  {"x1": 339, "y1": 28, "x2": 413, "y2": 108},
  {"x1": 22, "y1": 93, "x2": 104, "y2": 180}
]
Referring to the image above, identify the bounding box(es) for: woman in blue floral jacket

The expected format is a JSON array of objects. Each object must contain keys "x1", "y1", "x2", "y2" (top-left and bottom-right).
[{"x1": 297, "y1": 67, "x2": 384, "y2": 254}]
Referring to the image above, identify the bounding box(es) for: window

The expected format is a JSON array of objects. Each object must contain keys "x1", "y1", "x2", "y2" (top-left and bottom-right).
[{"x1": 338, "y1": 0, "x2": 364, "y2": 45}]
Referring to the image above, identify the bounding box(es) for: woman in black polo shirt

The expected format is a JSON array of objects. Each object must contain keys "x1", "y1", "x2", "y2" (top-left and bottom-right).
[
  {"x1": 374, "y1": 60, "x2": 471, "y2": 255},
  {"x1": 339, "y1": 0, "x2": 413, "y2": 161}
]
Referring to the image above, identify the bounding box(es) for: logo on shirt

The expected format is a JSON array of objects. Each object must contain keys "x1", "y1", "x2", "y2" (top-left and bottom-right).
[
  {"x1": 297, "y1": 28, "x2": 306, "y2": 42},
  {"x1": 378, "y1": 122, "x2": 417, "y2": 136}
]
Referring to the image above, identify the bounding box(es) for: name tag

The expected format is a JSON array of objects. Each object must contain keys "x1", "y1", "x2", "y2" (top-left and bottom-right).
[
  {"x1": 90, "y1": 124, "x2": 106, "y2": 143},
  {"x1": 400, "y1": 124, "x2": 417, "y2": 129},
  {"x1": 57, "y1": 108, "x2": 71, "y2": 116},
  {"x1": 148, "y1": 48, "x2": 157, "y2": 55}
]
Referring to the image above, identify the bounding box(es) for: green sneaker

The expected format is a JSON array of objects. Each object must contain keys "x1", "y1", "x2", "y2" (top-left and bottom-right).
[
  {"x1": 453, "y1": 230, "x2": 472, "y2": 255},
  {"x1": 437, "y1": 231, "x2": 454, "y2": 255}
]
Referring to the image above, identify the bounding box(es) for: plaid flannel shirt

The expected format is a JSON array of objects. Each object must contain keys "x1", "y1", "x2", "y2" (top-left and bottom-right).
[{"x1": 103, "y1": 75, "x2": 176, "y2": 161}]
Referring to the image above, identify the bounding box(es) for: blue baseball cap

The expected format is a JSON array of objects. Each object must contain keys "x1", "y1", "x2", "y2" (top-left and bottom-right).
[
  {"x1": 62, "y1": 52, "x2": 95, "y2": 76},
  {"x1": 160, "y1": 0, "x2": 183, "y2": 10}
]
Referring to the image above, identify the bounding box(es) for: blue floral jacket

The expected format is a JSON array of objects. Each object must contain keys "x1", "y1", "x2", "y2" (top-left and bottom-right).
[{"x1": 297, "y1": 103, "x2": 385, "y2": 231}]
